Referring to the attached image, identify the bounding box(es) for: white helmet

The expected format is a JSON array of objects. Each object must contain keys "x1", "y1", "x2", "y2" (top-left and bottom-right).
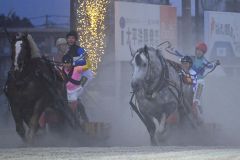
[{"x1": 56, "y1": 38, "x2": 67, "y2": 46}]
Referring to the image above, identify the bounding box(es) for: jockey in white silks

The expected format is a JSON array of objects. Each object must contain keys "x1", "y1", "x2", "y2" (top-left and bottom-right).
[
  {"x1": 175, "y1": 42, "x2": 220, "y2": 124},
  {"x1": 179, "y1": 55, "x2": 197, "y2": 90},
  {"x1": 179, "y1": 55, "x2": 204, "y2": 123}
]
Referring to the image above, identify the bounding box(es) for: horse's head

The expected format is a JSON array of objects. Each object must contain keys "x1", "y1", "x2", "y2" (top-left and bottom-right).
[
  {"x1": 130, "y1": 45, "x2": 165, "y2": 92},
  {"x1": 11, "y1": 33, "x2": 31, "y2": 72}
]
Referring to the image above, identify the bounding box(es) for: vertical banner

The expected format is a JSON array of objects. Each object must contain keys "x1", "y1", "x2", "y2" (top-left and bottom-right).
[
  {"x1": 204, "y1": 11, "x2": 240, "y2": 65},
  {"x1": 160, "y1": 5, "x2": 177, "y2": 47},
  {"x1": 115, "y1": 2, "x2": 177, "y2": 62},
  {"x1": 159, "y1": 5, "x2": 178, "y2": 63},
  {"x1": 115, "y1": 1, "x2": 160, "y2": 61}
]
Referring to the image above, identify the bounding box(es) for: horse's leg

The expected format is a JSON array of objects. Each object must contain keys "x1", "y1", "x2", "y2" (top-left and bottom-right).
[
  {"x1": 140, "y1": 112, "x2": 158, "y2": 146},
  {"x1": 36, "y1": 72, "x2": 79, "y2": 129},
  {"x1": 53, "y1": 86, "x2": 81, "y2": 130},
  {"x1": 149, "y1": 113, "x2": 167, "y2": 145},
  {"x1": 56, "y1": 100, "x2": 81, "y2": 130},
  {"x1": 10, "y1": 104, "x2": 26, "y2": 141},
  {"x1": 182, "y1": 97, "x2": 198, "y2": 129},
  {"x1": 130, "y1": 96, "x2": 157, "y2": 145},
  {"x1": 156, "y1": 113, "x2": 167, "y2": 134},
  {"x1": 154, "y1": 101, "x2": 179, "y2": 144},
  {"x1": 27, "y1": 96, "x2": 49, "y2": 143},
  {"x1": 4, "y1": 80, "x2": 27, "y2": 141},
  {"x1": 77, "y1": 100, "x2": 89, "y2": 122}
]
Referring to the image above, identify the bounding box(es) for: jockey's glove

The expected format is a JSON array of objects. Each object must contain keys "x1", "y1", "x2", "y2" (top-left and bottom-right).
[{"x1": 79, "y1": 76, "x2": 88, "y2": 87}]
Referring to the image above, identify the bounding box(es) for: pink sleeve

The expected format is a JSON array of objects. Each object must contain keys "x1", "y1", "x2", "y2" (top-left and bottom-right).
[{"x1": 75, "y1": 66, "x2": 83, "y2": 73}]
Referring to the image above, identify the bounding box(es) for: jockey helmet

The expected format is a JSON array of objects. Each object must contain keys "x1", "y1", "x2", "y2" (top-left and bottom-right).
[
  {"x1": 181, "y1": 56, "x2": 193, "y2": 64},
  {"x1": 56, "y1": 38, "x2": 67, "y2": 46},
  {"x1": 62, "y1": 54, "x2": 73, "y2": 64},
  {"x1": 196, "y1": 42, "x2": 207, "y2": 54},
  {"x1": 66, "y1": 30, "x2": 78, "y2": 40}
]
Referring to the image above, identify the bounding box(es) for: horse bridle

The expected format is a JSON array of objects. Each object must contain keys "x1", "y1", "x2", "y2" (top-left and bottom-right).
[
  {"x1": 140, "y1": 46, "x2": 169, "y2": 95},
  {"x1": 13, "y1": 37, "x2": 26, "y2": 71},
  {"x1": 8, "y1": 34, "x2": 32, "y2": 83}
]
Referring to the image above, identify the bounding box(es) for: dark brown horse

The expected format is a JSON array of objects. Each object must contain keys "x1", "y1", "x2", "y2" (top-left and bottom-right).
[{"x1": 4, "y1": 33, "x2": 79, "y2": 143}]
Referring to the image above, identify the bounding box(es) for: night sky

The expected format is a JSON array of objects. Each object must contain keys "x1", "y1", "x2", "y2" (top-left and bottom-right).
[
  {"x1": 0, "y1": 0, "x2": 190, "y2": 27},
  {"x1": 0, "y1": 0, "x2": 70, "y2": 26}
]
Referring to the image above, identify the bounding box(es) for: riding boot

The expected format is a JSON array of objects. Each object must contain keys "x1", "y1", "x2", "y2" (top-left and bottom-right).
[{"x1": 77, "y1": 100, "x2": 89, "y2": 123}]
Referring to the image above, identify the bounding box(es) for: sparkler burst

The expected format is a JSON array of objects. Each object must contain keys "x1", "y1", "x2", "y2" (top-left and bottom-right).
[{"x1": 76, "y1": 0, "x2": 109, "y2": 73}]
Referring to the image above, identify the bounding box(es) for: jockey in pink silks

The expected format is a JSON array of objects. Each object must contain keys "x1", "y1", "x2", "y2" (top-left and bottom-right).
[
  {"x1": 39, "y1": 53, "x2": 93, "y2": 128},
  {"x1": 62, "y1": 54, "x2": 94, "y2": 123}
]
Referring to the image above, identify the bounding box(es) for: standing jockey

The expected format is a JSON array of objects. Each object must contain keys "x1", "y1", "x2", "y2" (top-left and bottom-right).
[
  {"x1": 65, "y1": 30, "x2": 93, "y2": 87},
  {"x1": 191, "y1": 42, "x2": 220, "y2": 114},
  {"x1": 66, "y1": 30, "x2": 86, "y2": 66},
  {"x1": 54, "y1": 38, "x2": 68, "y2": 62},
  {"x1": 64, "y1": 30, "x2": 94, "y2": 123}
]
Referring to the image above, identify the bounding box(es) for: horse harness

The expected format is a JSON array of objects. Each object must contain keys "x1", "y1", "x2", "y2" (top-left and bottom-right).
[
  {"x1": 131, "y1": 47, "x2": 189, "y2": 115},
  {"x1": 62, "y1": 67, "x2": 87, "y2": 86},
  {"x1": 152, "y1": 55, "x2": 188, "y2": 112},
  {"x1": 142, "y1": 48, "x2": 180, "y2": 100},
  {"x1": 130, "y1": 46, "x2": 202, "y2": 129},
  {"x1": 6, "y1": 58, "x2": 59, "y2": 88}
]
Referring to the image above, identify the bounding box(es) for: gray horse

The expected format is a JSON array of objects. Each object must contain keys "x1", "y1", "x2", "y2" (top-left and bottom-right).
[{"x1": 130, "y1": 45, "x2": 196, "y2": 145}]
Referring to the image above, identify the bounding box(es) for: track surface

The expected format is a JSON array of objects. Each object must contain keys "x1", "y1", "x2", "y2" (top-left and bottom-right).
[{"x1": 0, "y1": 146, "x2": 240, "y2": 160}]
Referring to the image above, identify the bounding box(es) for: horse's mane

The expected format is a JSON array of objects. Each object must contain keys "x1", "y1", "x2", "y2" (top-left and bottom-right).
[
  {"x1": 26, "y1": 34, "x2": 41, "y2": 58},
  {"x1": 144, "y1": 46, "x2": 182, "y2": 75}
]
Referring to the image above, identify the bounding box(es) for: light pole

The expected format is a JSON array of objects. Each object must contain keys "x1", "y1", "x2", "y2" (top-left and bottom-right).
[
  {"x1": 182, "y1": 0, "x2": 192, "y2": 53},
  {"x1": 70, "y1": 0, "x2": 77, "y2": 30}
]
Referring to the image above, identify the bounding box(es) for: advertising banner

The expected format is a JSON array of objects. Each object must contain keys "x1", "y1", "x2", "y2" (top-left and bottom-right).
[
  {"x1": 160, "y1": 5, "x2": 177, "y2": 47},
  {"x1": 160, "y1": 5, "x2": 178, "y2": 63},
  {"x1": 204, "y1": 11, "x2": 240, "y2": 65},
  {"x1": 115, "y1": 2, "x2": 177, "y2": 61}
]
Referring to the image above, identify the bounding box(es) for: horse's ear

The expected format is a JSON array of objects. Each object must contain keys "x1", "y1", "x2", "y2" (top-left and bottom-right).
[
  {"x1": 10, "y1": 35, "x2": 16, "y2": 61},
  {"x1": 156, "y1": 49, "x2": 163, "y2": 59},
  {"x1": 143, "y1": 45, "x2": 149, "y2": 57},
  {"x1": 156, "y1": 49, "x2": 160, "y2": 56},
  {"x1": 129, "y1": 44, "x2": 137, "y2": 57},
  {"x1": 23, "y1": 32, "x2": 28, "y2": 38},
  {"x1": 11, "y1": 34, "x2": 16, "y2": 43},
  {"x1": 144, "y1": 45, "x2": 148, "y2": 53},
  {"x1": 20, "y1": 32, "x2": 28, "y2": 41}
]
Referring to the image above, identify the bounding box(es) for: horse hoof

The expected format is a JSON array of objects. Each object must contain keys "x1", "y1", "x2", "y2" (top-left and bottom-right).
[{"x1": 151, "y1": 140, "x2": 158, "y2": 146}]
